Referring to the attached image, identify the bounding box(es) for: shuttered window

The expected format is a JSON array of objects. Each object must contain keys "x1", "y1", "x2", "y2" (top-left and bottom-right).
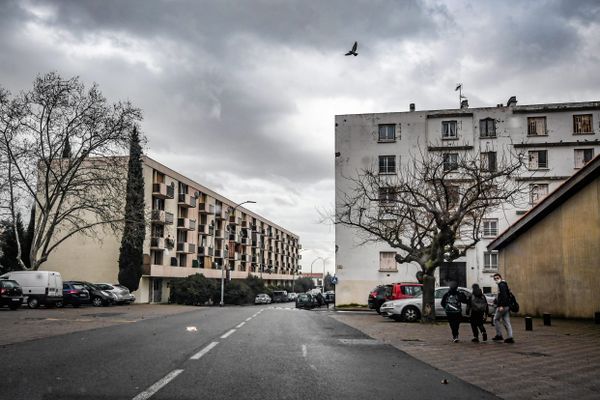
[
  {"x1": 573, "y1": 114, "x2": 593, "y2": 134},
  {"x1": 528, "y1": 117, "x2": 547, "y2": 136},
  {"x1": 379, "y1": 252, "x2": 398, "y2": 272}
]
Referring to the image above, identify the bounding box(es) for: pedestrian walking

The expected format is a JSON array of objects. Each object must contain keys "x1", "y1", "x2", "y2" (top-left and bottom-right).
[
  {"x1": 441, "y1": 281, "x2": 468, "y2": 342},
  {"x1": 492, "y1": 273, "x2": 515, "y2": 343},
  {"x1": 468, "y1": 283, "x2": 488, "y2": 343}
]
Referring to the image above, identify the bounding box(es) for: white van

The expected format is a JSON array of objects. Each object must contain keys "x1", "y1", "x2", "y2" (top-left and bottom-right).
[{"x1": 0, "y1": 271, "x2": 63, "y2": 308}]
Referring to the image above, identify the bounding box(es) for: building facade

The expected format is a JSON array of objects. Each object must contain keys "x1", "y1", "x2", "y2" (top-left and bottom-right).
[
  {"x1": 44, "y1": 156, "x2": 301, "y2": 303},
  {"x1": 488, "y1": 155, "x2": 600, "y2": 319},
  {"x1": 335, "y1": 99, "x2": 600, "y2": 305}
]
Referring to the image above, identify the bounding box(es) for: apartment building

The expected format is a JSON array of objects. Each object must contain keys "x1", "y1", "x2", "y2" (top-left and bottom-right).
[
  {"x1": 44, "y1": 156, "x2": 301, "y2": 303},
  {"x1": 335, "y1": 98, "x2": 600, "y2": 305}
]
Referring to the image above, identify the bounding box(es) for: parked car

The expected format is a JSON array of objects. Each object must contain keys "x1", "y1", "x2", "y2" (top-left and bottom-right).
[
  {"x1": 255, "y1": 293, "x2": 271, "y2": 304},
  {"x1": 59, "y1": 281, "x2": 116, "y2": 307},
  {"x1": 368, "y1": 282, "x2": 423, "y2": 313},
  {"x1": 96, "y1": 283, "x2": 135, "y2": 304},
  {"x1": 380, "y1": 286, "x2": 472, "y2": 322},
  {"x1": 296, "y1": 293, "x2": 318, "y2": 309},
  {"x1": 272, "y1": 290, "x2": 288, "y2": 303},
  {"x1": 0, "y1": 271, "x2": 63, "y2": 308},
  {"x1": 287, "y1": 292, "x2": 298, "y2": 302},
  {"x1": 58, "y1": 281, "x2": 90, "y2": 308},
  {"x1": 0, "y1": 279, "x2": 23, "y2": 310}
]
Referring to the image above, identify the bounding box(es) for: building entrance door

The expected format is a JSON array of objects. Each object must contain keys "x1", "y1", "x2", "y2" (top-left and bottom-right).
[
  {"x1": 439, "y1": 262, "x2": 467, "y2": 288},
  {"x1": 152, "y1": 278, "x2": 163, "y2": 303}
]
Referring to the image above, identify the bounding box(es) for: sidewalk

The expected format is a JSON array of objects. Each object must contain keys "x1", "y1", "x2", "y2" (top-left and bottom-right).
[{"x1": 332, "y1": 312, "x2": 600, "y2": 400}]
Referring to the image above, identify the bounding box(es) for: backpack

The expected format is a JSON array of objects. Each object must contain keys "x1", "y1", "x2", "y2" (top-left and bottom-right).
[
  {"x1": 471, "y1": 295, "x2": 488, "y2": 313},
  {"x1": 444, "y1": 293, "x2": 461, "y2": 314},
  {"x1": 509, "y1": 292, "x2": 520, "y2": 313}
]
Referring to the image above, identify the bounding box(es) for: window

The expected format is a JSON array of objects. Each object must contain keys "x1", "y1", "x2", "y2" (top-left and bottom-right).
[
  {"x1": 378, "y1": 124, "x2": 396, "y2": 142},
  {"x1": 528, "y1": 117, "x2": 547, "y2": 136},
  {"x1": 479, "y1": 118, "x2": 496, "y2": 138},
  {"x1": 528, "y1": 150, "x2": 548, "y2": 169},
  {"x1": 481, "y1": 151, "x2": 497, "y2": 172},
  {"x1": 447, "y1": 185, "x2": 460, "y2": 208},
  {"x1": 574, "y1": 149, "x2": 594, "y2": 168},
  {"x1": 435, "y1": 288, "x2": 449, "y2": 298},
  {"x1": 379, "y1": 252, "x2": 397, "y2": 272},
  {"x1": 573, "y1": 114, "x2": 593, "y2": 134},
  {"x1": 530, "y1": 183, "x2": 549, "y2": 205},
  {"x1": 442, "y1": 121, "x2": 457, "y2": 139},
  {"x1": 482, "y1": 219, "x2": 498, "y2": 237},
  {"x1": 378, "y1": 155, "x2": 396, "y2": 174},
  {"x1": 378, "y1": 187, "x2": 397, "y2": 207},
  {"x1": 483, "y1": 252, "x2": 498, "y2": 270},
  {"x1": 402, "y1": 285, "x2": 423, "y2": 296},
  {"x1": 443, "y1": 153, "x2": 458, "y2": 171}
]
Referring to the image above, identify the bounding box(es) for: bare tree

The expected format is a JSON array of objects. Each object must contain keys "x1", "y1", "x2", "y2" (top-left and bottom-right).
[
  {"x1": 0, "y1": 72, "x2": 142, "y2": 270},
  {"x1": 336, "y1": 147, "x2": 526, "y2": 322}
]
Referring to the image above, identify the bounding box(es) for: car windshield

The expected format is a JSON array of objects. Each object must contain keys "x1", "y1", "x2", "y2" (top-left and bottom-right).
[
  {"x1": 96, "y1": 284, "x2": 113, "y2": 290},
  {"x1": 2, "y1": 280, "x2": 20, "y2": 288}
]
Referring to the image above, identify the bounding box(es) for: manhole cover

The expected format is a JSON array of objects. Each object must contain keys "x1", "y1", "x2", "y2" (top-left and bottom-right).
[
  {"x1": 338, "y1": 338, "x2": 380, "y2": 345},
  {"x1": 81, "y1": 313, "x2": 125, "y2": 318}
]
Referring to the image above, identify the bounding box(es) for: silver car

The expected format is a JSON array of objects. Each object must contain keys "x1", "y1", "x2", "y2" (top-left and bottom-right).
[
  {"x1": 254, "y1": 293, "x2": 271, "y2": 304},
  {"x1": 96, "y1": 283, "x2": 135, "y2": 304},
  {"x1": 381, "y1": 286, "x2": 473, "y2": 322}
]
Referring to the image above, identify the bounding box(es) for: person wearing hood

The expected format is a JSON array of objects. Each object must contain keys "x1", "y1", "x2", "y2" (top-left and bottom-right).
[
  {"x1": 468, "y1": 283, "x2": 489, "y2": 342},
  {"x1": 441, "y1": 281, "x2": 469, "y2": 342}
]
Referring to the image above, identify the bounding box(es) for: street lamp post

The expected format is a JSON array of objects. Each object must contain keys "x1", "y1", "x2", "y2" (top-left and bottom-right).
[{"x1": 220, "y1": 200, "x2": 256, "y2": 307}]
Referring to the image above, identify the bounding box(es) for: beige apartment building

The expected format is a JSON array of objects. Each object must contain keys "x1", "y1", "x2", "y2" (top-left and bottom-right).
[{"x1": 44, "y1": 156, "x2": 301, "y2": 303}]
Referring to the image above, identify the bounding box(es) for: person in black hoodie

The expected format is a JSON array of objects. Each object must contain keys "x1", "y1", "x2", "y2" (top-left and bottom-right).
[
  {"x1": 468, "y1": 283, "x2": 488, "y2": 343},
  {"x1": 441, "y1": 281, "x2": 468, "y2": 342},
  {"x1": 492, "y1": 273, "x2": 514, "y2": 343}
]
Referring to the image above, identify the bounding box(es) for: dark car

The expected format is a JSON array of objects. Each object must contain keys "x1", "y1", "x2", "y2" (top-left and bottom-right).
[
  {"x1": 81, "y1": 282, "x2": 116, "y2": 306},
  {"x1": 0, "y1": 279, "x2": 23, "y2": 310},
  {"x1": 272, "y1": 290, "x2": 288, "y2": 303},
  {"x1": 58, "y1": 281, "x2": 90, "y2": 308},
  {"x1": 296, "y1": 293, "x2": 318, "y2": 309},
  {"x1": 324, "y1": 291, "x2": 335, "y2": 304},
  {"x1": 368, "y1": 285, "x2": 392, "y2": 313}
]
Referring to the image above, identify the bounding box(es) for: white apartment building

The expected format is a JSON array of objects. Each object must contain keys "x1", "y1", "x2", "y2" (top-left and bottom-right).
[
  {"x1": 44, "y1": 156, "x2": 301, "y2": 303},
  {"x1": 335, "y1": 98, "x2": 600, "y2": 305}
]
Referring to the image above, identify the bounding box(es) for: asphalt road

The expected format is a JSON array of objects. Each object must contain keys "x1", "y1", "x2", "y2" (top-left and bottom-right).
[{"x1": 0, "y1": 304, "x2": 497, "y2": 400}]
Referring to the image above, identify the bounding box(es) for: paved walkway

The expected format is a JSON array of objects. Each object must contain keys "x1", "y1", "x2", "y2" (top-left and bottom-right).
[{"x1": 332, "y1": 312, "x2": 600, "y2": 400}]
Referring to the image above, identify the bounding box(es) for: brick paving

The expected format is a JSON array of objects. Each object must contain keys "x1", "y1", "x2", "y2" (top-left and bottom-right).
[{"x1": 332, "y1": 312, "x2": 600, "y2": 400}]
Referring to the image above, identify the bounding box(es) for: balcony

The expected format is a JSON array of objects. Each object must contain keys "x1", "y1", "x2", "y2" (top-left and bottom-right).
[
  {"x1": 214, "y1": 229, "x2": 224, "y2": 240},
  {"x1": 176, "y1": 242, "x2": 196, "y2": 254},
  {"x1": 215, "y1": 206, "x2": 226, "y2": 220},
  {"x1": 229, "y1": 215, "x2": 242, "y2": 225},
  {"x1": 214, "y1": 249, "x2": 224, "y2": 258},
  {"x1": 151, "y1": 210, "x2": 174, "y2": 225},
  {"x1": 229, "y1": 234, "x2": 239, "y2": 242},
  {"x1": 298, "y1": 254, "x2": 302, "y2": 260},
  {"x1": 177, "y1": 218, "x2": 196, "y2": 231},
  {"x1": 241, "y1": 254, "x2": 251, "y2": 262},
  {"x1": 178, "y1": 193, "x2": 197, "y2": 208},
  {"x1": 198, "y1": 246, "x2": 214, "y2": 257},
  {"x1": 150, "y1": 237, "x2": 165, "y2": 250},
  {"x1": 241, "y1": 237, "x2": 249, "y2": 245},
  {"x1": 198, "y1": 203, "x2": 215, "y2": 214},
  {"x1": 198, "y1": 224, "x2": 208, "y2": 235},
  {"x1": 152, "y1": 183, "x2": 175, "y2": 199}
]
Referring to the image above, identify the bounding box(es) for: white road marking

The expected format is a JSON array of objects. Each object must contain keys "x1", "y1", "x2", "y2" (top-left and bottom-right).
[
  {"x1": 302, "y1": 345, "x2": 307, "y2": 358},
  {"x1": 236, "y1": 322, "x2": 245, "y2": 328},
  {"x1": 245, "y1": 317, "x2": 252, "y2": 321},
  {"x1": 132, "y1": 369, "x2": 184, "y2": 400},
  {"x1": 190, "y1": 342, "x2": 219, "y2": 360},
  {"x1": 220, "y1": 329, "x2": 236, "y2": 339}
]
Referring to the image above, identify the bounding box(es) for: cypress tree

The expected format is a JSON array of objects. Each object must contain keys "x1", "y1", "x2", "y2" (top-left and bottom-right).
[
  {"x1": 62, "y1": 136, "x2": 72, "y2": 158},
  {"x1": 118, "y1": 126, "x2": 145, "y2": 291},
  {"x1": 22, "y1": 205, "x2": 35, "y2": 269},
  {"x1": 0, "y1": 213, "x2": 26, "y2": 273}
]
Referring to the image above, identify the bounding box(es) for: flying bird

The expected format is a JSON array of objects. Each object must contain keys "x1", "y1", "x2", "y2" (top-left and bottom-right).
[{"x1": 345, "y1": 41, "x2": 358, "y2": 56}]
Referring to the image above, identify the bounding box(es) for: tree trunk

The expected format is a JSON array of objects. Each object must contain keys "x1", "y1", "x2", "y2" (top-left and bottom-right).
[{"x1": 421, "y1": 273, "x2": 436, "y2": 323}]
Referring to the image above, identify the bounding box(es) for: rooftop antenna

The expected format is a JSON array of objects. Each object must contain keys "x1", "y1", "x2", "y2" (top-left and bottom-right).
[{"x1": 455, "y1": 83, "x2": 466, "y2": 108}]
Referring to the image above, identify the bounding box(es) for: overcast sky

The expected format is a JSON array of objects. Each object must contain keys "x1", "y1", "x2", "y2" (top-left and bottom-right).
[{"x1": 1, "y1": 0, "x2": 598, "y2": 274}]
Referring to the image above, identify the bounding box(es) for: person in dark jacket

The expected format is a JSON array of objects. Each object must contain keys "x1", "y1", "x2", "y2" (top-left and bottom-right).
[
  {"x1": 492, "y1": 273, "x2": 514, "y2": 343},
  {"x1": 441, "y1": 281, "x2": 469, "y2": 342},
  {"x1": 468, "y1": 284, "x2": 488, "y2": 342}
]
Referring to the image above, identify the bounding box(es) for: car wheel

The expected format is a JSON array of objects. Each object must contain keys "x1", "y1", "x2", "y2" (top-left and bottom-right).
[
  {"x1": 92, "y1": 297, "x2": 103, "y2": 307},
  {"x1": 56, "y1": 300, "x2": 64, "y2": 308},
  {"x1": 27, "y1": 297, "x2": 40, "y2": 309},
  {"x1": 401, "y1": 306, "x2": 421, "y2": 322}
]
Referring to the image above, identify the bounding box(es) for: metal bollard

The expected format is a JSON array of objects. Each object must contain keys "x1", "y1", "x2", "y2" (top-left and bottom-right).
[
  {"x1": 595, "y1": 312, "x2": 600, "y2": 324},
  {"x1": 525, "y1": 316, "x2": 533, "y2": 331},
  {"x1": 543, "y1": 313, "x2": 551, "y2": 326}
]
